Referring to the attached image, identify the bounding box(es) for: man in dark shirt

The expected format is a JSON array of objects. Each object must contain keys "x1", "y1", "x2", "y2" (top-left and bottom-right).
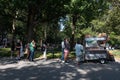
[
  {"x1": 16, "y1": 39, "x2": 21, "y2": 60},
  {"x1": 11, "y1": 40, "x2": 15, "y2": 59}
]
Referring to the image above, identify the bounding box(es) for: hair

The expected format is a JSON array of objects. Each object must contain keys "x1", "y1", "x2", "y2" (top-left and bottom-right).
[{"x1": 77, "y1": 40, "x2": 80, "y2": 44}]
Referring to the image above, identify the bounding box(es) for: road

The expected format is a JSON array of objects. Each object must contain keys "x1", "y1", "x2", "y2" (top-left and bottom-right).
[{"x1": 0, "y1": 57, "x2": 120, "y2": 80}]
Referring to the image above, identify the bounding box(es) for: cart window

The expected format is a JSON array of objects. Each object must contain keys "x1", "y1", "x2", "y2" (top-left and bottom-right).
[{"x1": 86, "y1": 40, "x2": 98, "y2": 47}]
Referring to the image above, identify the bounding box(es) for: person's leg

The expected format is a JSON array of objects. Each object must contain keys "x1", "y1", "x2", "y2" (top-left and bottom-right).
[
  {"x1": 64, "y1": 51, "x2": 69, "y2": 62},
  {"x1": 26, "y1": 49, "x2": 29, "y2": 59},
  {"x1": 17, "y1": 50, "x2": 20, "y2": 60},
  {"x1": 31, "y1": 51, "x2": 35, "y2": 61},
  {"x1": 11, "y1": 50, "x2": 13, "y2": 59},
  {"x1": 79, "y1": 54, "x2": 84, "y2": 62},
  {"x1": 20, "y1": 47, "x2": 24, "y2": 58},
  {"x1": 64, "y1": 53, "x2": 67, "y2": 62},
  {"x1": 29, "y1": 51, "x2": 33, "y2": 61},
  {"x1": 26, "y1": 49, "x2": 30, "y2": 59},
  {"x1": 61, "y1": 48, "x2": 64, "y2": 60},
  {"x1": 76, "y1": 56, "x2": 80, "y2": 64},
  {"x1": 43, "y1": 50, "x2": 47, "y2": 60}
]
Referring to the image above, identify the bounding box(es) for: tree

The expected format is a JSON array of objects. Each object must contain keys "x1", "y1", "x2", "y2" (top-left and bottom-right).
[
  {"x1": 63, "y1": 0, "x2": 110, "y2": 50},
  {"x1": 26, "y1": 0, "x2": 71, "y2": 42},
  {"x1": 0, "y1": 0, "x2": 28, "y2": 42},
  {"x1": 104, "y1": 7, "x2": 120, "y2": 45}
]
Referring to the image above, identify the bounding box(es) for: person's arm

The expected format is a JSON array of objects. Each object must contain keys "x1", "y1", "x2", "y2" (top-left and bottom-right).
[
  {"x1": 32, "y1": 42, "x2": 36, "y2": 47},
  {"x1": 16, "y1": 43, "x2": 21, "y2": 48}
]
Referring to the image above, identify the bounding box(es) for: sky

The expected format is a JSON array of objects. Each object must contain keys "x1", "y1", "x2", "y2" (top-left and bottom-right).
[{"x1": 59, "y1": 18, "x2": 65, "y2": 31}]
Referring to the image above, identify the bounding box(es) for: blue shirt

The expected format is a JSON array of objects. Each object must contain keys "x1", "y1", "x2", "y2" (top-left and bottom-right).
[{"x1": 75, "y1": 43, "x2": 83, "y2": 56}]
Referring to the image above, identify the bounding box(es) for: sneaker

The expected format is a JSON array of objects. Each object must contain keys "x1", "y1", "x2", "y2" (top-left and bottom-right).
[{"x1": 62, "y1": 60, "x2": 65, "y2": 63}]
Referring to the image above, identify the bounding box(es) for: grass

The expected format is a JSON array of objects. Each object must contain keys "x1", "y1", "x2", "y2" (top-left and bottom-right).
[
  {"x1": 0, "y1": 48, "x2": 120, "y2": 59},
  {"x1": 0, "y1": 48, "x2": 11, "y2": 57},
  {"x1": 35, "y1": 51, "x2": 75, "y2": 59},
  {"x1": 0, "y1": 48, "x2": 75, "y2": 59},
  {"x1": 109, "y1": 49, "x2": 120, "y2": 58}
]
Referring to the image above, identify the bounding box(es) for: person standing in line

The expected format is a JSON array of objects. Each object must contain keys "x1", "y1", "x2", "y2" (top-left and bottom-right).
[
  {"x1": 64, "y1": 38, "x2": 70, "y2": 63},
  {"x1": 3, "y1": 38, "x2": 7, "y2": 48},
  {"x1": 10, "y1": 40, "x2": 15, "y2": 59},
  {"x1": 75, "y1": 40, "x2": 83, "y2": 65},
  {"x1": 25, "y1": 42, "x2": 30, "y2": 60},
  {"x1": 29, "y1": 40, "x2": 36, "y2": 61},
  {"x1": 61, "y1": 39, "x2": 65, "y2": 62},
  {"x1": 42, "y1": 40, "x2": 47, "y2": 61},
  {"x1": 16, "y1": 39, "x2": 21, "y2": 60},
  {"x1": 20, "y1": 40, "x2": 24, "y2": 58}
]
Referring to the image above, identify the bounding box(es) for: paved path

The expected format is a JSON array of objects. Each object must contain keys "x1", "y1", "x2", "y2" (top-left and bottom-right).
[{"x1": 0, "y1": 57, "x2": 120, "y2": 80}]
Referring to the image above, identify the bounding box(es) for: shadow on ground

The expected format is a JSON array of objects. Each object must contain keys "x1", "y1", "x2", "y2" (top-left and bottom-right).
[{"x1": 0, "y1": 57, "x2": 120, "y2": 80}]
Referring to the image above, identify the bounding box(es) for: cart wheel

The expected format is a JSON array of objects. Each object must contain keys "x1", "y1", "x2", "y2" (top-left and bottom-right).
[{"x1": 100, "y1": 59, "x2": 106, "y2": 64}]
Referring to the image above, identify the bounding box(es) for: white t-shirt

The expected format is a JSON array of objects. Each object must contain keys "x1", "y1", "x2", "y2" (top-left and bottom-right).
[{"x1": 61, "y1": 41, "x2": 65, "y2": 49}]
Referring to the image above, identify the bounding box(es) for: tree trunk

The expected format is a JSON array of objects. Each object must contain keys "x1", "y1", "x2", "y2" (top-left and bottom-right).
[
  {"x1": 12, "y1": 11, "x2": 18, "y2": 41},
  {"x1": 12, "y1": 19, "x2": 15, "y2": 40},
  {"x1": 27, "y1": 5, "x2": 35, "y2": 42},
  {"x1": 70, "y1": 15, "x2": 77, "y2": 50},
  {"x1": 42, "y1": 22, "x2": 48, "y2": 40},
  {"x1": 70, "y1": 24, "x2": 75, "y2": 50},
  {"x1": 44, "y1": 23, "x2": 47, "y2": 40}
]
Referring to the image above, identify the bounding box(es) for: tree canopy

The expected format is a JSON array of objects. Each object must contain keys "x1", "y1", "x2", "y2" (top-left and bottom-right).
[{"x1": 0, "y1": 0, "x2": 120, "y2": 48}]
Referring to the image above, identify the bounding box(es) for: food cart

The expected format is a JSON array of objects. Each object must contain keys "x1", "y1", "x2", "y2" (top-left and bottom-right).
[{"x1": 83, "y1": 34, "x2": 114, "y2": 64}]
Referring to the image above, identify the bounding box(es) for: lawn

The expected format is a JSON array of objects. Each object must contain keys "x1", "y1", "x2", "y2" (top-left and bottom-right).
[
  {"x1": 109, "y1": 49, "x2": 120, "y2": 58},
  {"x1": 0, "y1": 48, "x2": 11, "y2": 57},
  {"x1": 0, "y1": 48, "x2": 120, "y2": 59},
  {"x1": 0, "y1": 48, "x2": 63, "y2": 58}
]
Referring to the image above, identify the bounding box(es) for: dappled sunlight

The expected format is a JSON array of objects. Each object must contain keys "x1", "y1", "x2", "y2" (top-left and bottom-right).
[
  {"x1": 63, "y1": 73, "x2": 76, "y2": 80},
  {"x1": 76, "y1": 69, "x2": 88, "y2": 75},
  {"x1": 29, "y1": 76, "x2": 38, "y2": 80},
  {"x1": 0, "y1": 58, "x2": 120, "y2": 80}
]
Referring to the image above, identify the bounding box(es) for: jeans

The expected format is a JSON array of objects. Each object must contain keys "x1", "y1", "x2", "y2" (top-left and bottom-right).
[
  {"x1": 61, "y1": 48, "x2": 64, "y2": 60},
  {"x1": 29, "y1": 50, "x2": 34, "y2": 61}
]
